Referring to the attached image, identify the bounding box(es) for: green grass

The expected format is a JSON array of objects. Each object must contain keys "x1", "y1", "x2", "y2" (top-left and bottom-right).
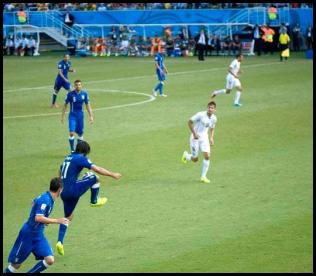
[{"x1": 3, "y1": 52, "x2": 313, "y2": 272}]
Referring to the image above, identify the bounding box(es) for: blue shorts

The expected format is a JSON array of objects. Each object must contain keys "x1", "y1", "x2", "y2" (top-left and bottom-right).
[
  {"x1": 54, "y1": 77, "x2": 71, "y2": 92},
  {"x1": 61, "y1": 173, "x2": 97, "y2": 217},
  {"x1": 156, "y1": 69, "x2": 166, "y2": 82},
  {"x1": 8, "y1": 224, "x2": 53, "y2": 264},
  {"x1": 68, "y1": 113, "x2": 84, "y2": 136}
]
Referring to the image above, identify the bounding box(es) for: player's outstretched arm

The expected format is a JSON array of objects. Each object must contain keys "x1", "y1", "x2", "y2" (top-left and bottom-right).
[
  {"x1": 91, "y1": 164, "x2": 122, "y2": 180},
  {"x1": 35, "y1": 215, "x2": 69, "y2": 225}
]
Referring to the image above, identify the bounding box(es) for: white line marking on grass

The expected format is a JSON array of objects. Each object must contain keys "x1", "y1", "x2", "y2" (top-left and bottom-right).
[
  {"x1": 4, "y1": 61, "x2": 282, "y2": 93},
  {"x1": 3, "y1": 89, "x2": 156, "y2": 119}
]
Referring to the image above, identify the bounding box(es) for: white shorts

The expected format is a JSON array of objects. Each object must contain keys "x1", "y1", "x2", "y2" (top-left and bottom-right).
[
  {"x1": 226, "y1": 74, "x2": 241, "y2": 90},
  {"x1": 190, "y1": 135, "x2": 210, "y2": 158}
]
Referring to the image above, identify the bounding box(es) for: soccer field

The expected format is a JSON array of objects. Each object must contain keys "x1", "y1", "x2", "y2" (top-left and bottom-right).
[{"x1": 3, "y1": 52, "x2": 313, "y2": 272}]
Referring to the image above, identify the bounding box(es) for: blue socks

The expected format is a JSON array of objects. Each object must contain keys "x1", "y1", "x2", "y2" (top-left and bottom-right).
[
  {"x1": 27, "y1": 260, "x2": 48, "y2": 273},
  {"x1": 58, "y1": 224, "x2": 68, "y2": 244},
  {"x1": 154, "y1": 82, "x2": 164, "y2": 95},
  {"x1": 154, "y1": 82, "x2": 161, "y2": 92},
  {"x1": 52, "y1": 92, "x2": 57, "y2": 105},
  {"x1": 69, "y1": 136, "x2": 75, "y2": 152}
]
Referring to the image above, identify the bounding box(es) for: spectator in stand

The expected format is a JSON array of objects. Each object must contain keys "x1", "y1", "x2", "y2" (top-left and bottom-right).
[
  {"x1": 279, "y1": 23, "x2": 288, "y2": 34},
  {"x1": 4, "y1": 3, "x2": 16, "y2": 11},
  {"x1": 119, "y1": 34, "x2": 130, "y2": 56},
  {"x1": 213, "y1": 35, "x2": 222, "y2": 56},
  {"x1": 253, "y1": 24, "x2": 263, "y2": 56},
  {"x1": 166, "y1": 37, "x2": 175, "y2": 57},
  {"x1": 232, "y1": 34, "x2": 242, "y2": 55},
  {"x1": 150, "y1": 34, "x2": 162, "y2": 56},
  {"x1": 3, "y1": 36, "x2": 7, "y2": 56},
  {"x1": 292, "y1": 23, "x2": 301, "y2": 51},
  {"x1": 21, "y1": 35, "x2": 29, "y2": 56},
  {"x1": 37, "y1": 3, "x2": 49, "y2": 11},
  {"x1": 223, "y1": 35, "x2": 233, "y2": 55},
  {"x1": 128, "y1": 36, "x2": 140, "y2": 56},
  {"x1": 196, "y1": 29, "x2": 207, "y2": 61},
  {"x1": 92, "y1": 37, "x2": 105, "y2": 56},
  {"x1": 14, "y1": 36, "x2": 22, "y2": 56},
  {"x1": 27, "y1": 35, "x2": 35, "y2": 56},
  {"x1": 63, "y1": 10, "x2": 75, "y2": 37},
  {"x1": 97, "y1": 3, "x2": 107, "y2": 11},
  {"x1": 6, "y1": 35, "x2": 15, "y2": 55},
  {"x1": 306, "y1": 26, "x2": 313, "y2": 50},
  {"x1": 206, "y1": 34, "x2": 215, "y2": 56},
  {"x1": 180, "y1": 39, "x2": 189, "y2": 56},
  {"x1": 17, "y1": 7, "x2": 27, "y2": 24},
  {"x1": 164, "y1": 26, "x2": 172, "y2": 40},
  {"x1": 188, "y1": 36, "x2": 196, "y2": 55},
  {"x1": 109, "y1": 26, "x2": 118, "y2": 43}
]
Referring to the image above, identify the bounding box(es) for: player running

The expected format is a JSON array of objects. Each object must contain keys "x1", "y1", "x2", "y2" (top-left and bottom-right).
[
  {"x1": 181, "y1": 101, "x2": 218, "y2": 183},
  {"x1": 51, "y1": 54, "x2": 75, "y2": 108},
  {"x1": 211, "y1": 53, "x2": 244, "y2": 107}
]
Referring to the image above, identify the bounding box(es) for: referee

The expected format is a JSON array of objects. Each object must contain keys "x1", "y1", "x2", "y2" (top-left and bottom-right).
[{"x1": 279, "y1": 29, "x2": 290, "y2": 61}]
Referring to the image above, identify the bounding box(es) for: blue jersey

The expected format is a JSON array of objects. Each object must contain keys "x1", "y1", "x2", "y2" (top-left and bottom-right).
[
  {"x1": 65, "y1": 90, "x2": 89, "y2": 115},
  {"x1": 56, "y1": 60, "x2": 71, "y2": 80},
  {"x1": 60, "y1": 153, "x2": 94, "y2": 188},
  {"x1": 7, "y1": 191, "x2": 55, "y2": 264},
  {"x1": 155, "y1": 53, "x2": 165, "y2": 71},
  {"x1": 26, "y1": 191, "x2": 54, "y2": 234}
]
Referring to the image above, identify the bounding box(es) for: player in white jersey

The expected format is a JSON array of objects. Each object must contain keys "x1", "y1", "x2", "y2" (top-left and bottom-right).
[
  {"x1": 181, "y1": 101, "x2": 217, "y2": 183},
  {"x1": 211, "y1": 54, "x2": 244, "y2": 107}
]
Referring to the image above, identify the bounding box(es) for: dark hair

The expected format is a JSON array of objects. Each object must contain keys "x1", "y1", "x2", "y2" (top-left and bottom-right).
[
  {"x1": 75, "y1": 140, "x2": 90, "y2": 155},
  {"x1": 74, "y1": 79, "x2": 82, "y2": 84},
  {"x1": 208, "y1": 101, "x2": 216, "y2": 107},
  {"x1": 236, "y1": 53, "x2": 243, "y2": 59},
  {"x1": 50, "y1": 177, "x2": 62, "y2": 192}
]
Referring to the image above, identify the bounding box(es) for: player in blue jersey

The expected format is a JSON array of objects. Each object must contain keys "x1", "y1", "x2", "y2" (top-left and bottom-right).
[
  {"x1": 61, "y1": 79, "x2": 94, "y2": 153},
  {"x1": 51, "y1": 54, "x2": 75, "y2": 108},
  {"x1": 56, "y1": 140, "x2": 122, "y2": 256},
  {"x1": 3, "y1": 177, "x2": 69, "y2": 273},
  {"x1": 152, "y1": 50, "x2": 169, "y2": 97}
]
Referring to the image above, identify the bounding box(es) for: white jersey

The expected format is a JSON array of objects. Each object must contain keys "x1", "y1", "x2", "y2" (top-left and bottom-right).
[
  {"x1": 190, "y1": 111, "x2": 217, "y2": 138},
  {"x1": 228, "y1": 59, "x2": 240, "y2": 77}
]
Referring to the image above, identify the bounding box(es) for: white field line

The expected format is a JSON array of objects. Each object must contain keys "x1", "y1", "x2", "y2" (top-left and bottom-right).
[
  {"x1": 3, "y1": 89, "x2": 156, "y2": 119},
  {"x1": 3, "y1": 61, "x2": 281, "y2": 94}
]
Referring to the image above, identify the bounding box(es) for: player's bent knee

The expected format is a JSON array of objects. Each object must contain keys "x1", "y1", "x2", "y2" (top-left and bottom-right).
[
  {"x1": 44, "y1": 256, "x2": 54, "y2": 266},
  {"x1": 67, "y1": 213, "x2": 74, "y2": 221}
]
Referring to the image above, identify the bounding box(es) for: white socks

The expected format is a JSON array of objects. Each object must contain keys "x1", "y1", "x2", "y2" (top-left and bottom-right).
[
  {"x1": 234, "y1": 91, "x2": 241, "y2": 104},
  {"x1": 8, "y1": 264, "x2": 17, "y2": 273},
  {"x1": 201, "y1": 159, "x2": 210, "y2": 178}
]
